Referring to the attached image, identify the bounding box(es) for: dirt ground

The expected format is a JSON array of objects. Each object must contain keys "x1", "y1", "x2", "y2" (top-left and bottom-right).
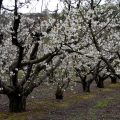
[{"x1": 0, "y1": 81, "x2": 120, "y2": 120}]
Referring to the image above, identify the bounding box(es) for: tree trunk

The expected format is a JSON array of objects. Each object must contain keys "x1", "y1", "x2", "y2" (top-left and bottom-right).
[
  {"x1": 55, "y1": 85, "x2": 63, "y2": 100},
  {"x1": 82, "y1": 82, "x2": 90, "y2": 92},
  {"x1": 8, "y1": 95, "x2": 26, "y2": 112},
  {"x1": 85, "y1": 82, "x2": 90, "y2": 92},
  {"x1": 110, "y1": 76, "x2": 117, "y2": 84},
  {"x1": 82, "y1": 79, "x2": 87, "y2": 92},
  {"x1": 97, "y1": 77, "x2": 104, "y2": 88}
]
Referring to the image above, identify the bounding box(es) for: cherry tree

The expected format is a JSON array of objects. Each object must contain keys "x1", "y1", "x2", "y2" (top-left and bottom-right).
[
  {"x1": 0, "y1": 0, "x2": 120, "y2": 113},
  {"x1": 58, "y1": 0, "x2": 120, "y2": 90},
  {"x1": 0, "y1": 0, "x2": 66, "y2": 112}
]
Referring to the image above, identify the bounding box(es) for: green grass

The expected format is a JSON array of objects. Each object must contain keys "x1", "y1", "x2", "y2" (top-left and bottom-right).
[
  {"x1": 0, "y1": 111, "x2": 46, "y2": 120},
  {"x1": 94, "y1": 99, "x2": 112, "y2": 109},
  {"x1": 8, "y1": 112, "x2": 44, "y2": 120},
  {"x1": 102, "y1": 88, "x2": 112, "y2": 92},
  {"x1": 109, "y1": 83, "x2": 120, "y2": 88}
]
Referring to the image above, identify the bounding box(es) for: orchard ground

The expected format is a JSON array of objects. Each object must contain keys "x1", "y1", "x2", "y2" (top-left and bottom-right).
[{"x1": 0, "y1": 80, "x2": 120, "y2": 120}]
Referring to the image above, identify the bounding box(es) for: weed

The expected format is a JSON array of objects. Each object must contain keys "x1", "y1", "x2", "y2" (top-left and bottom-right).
[
  {"x1": 109, "y1": 83, "x2": 120, "y2": 88},
  {"x1": 102, "y1": 88, "x2": 112, "y2": 92},
  {"x1": 94, "y1": 99, "x2": 112, "y2": 109}
]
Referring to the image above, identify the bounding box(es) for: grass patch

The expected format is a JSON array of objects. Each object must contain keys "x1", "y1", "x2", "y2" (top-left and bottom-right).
[
  {"x1": 109, "y1": 83, "x2": 120, "y2": 88},
  {"x1": 0, "y1": 112, "x2": 10, "y2": 119},
  {"x1": 71, "y1": 93, "x2": 95, "y2": 103},
  {"x1": 54, "y1": 101, "x2": 71, "y2": 108},
  {"x1": 102, "y1": 88, "x2": 113, "y2": 92},
  {"x1": 81, "y1": 94, "x2": 95, "y2": 99},
  {"x1": 27, "y1": 93, "x2": 95, "y2": 112},
  {"x1": 4, "y1": 111, "x2": 46, "y2": 120},
  {"x1": 8, "y1": 114, "x2": 27, "y2": 120},
  {"x1": 29, "y1": 99, "x2": 71, "y2": 110},
  {"x1": 94, "y1": 99, "x2": 112, "y2": 109}
]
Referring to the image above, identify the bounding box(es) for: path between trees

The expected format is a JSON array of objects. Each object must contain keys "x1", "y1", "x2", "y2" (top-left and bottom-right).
[{"x1": 0, "y1": 82, "x2": 120, "y2": 120}]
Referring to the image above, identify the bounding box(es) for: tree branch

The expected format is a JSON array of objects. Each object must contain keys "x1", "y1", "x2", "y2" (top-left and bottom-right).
[
  {"x1": 24, "y1": 55, "x2": 65, "y2": 96},
  {"x1": 0, "y1": 78, "x2": 13, "y2": 95},
  {"x1": 0, "y1": 0, "x2": 3, "y2": 11}
]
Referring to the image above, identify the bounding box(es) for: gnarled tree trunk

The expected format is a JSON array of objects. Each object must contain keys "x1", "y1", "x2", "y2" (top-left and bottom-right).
[
  {"x1": 84, "y1": 82, "x2": 91, "y2": 92},
  {"x1": 110, "y1": 76, "x2": 117, "y2": 84},
  {"x1": 8, "y1": 94, "x2": 27, "y2": 112},
  {"x1": 97, "y1": 76, "x2": 104, "y2": 88},
  {"x1": 82, "y1": 78, "x2": 93, "y2": 92},
  {"x1": 82, "y1": 79, "x2": 87, "y2": 92},
  {"x1": 55, "y1": 84, "x2": 63, "y2": 100},
  {"x1": 82, "y1": 81, "x2": 90, "y2": 92}
]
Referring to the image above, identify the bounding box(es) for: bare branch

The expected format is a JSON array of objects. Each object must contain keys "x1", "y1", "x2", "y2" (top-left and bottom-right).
[
  {"x1": 0, "y1": 0, "x2": 3, "y2": 11},
  {"x1": 0, "y1": 78, "x2": 13, "y2": 95},
  {"x1": 24, "y1": 55, "x2": 65, "y2": 96}
]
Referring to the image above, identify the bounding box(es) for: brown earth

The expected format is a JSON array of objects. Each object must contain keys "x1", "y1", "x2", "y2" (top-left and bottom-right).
[{"x1": 0, "y1": 81, "x2": 120, "y2": 120}]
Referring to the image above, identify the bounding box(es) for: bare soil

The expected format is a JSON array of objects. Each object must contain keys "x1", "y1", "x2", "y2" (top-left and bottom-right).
[{"x1": 0, "y1": 81, "x2": 120, "y2": 120}]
